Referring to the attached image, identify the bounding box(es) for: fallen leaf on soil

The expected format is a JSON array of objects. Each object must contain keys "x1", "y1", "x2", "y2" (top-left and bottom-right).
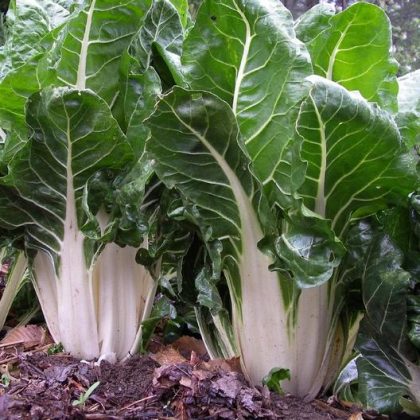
[
  {"x1": 150, "y1": 346, "x2": 187, "y2": 366},
  {"x1": 171, "y1": 336, "x2": 207, "y2": 359},
  {"x1": 0, "y1": 325, "x2": 52, "y2": 349},
  {"x1": 212, "y1": 374, "x2": 242, "y2": 399},
  {"x1": 348, "y1": 414, "x2": 364, "y2": 420},
  {"x1": 199, "y1": 357, "x2": 242, "y2": 373}
]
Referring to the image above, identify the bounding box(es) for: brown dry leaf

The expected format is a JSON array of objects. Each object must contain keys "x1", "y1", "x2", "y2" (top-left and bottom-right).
[
  {"x1": 0, "y1": 325, "x2": 52, "y2": 349},
  {"x1": 173, "y1": 399, "x2": 188, "y2": 420},
  {"x1": 348, "y1": 414, "x2": 364, "y2": 420},
  {"x1": 179, "y1": 376, "x2": 192, "y2": 388},
  {"x1": 191, "y1": 368, "x2": 213, "y2": 381},
  {"x1": 171, "y1": 336, "x2": 207, "y2": 359},
  {"x1": 212, "y1": 374, "x2": 242, "y2": 399},
  {"x1": 200, "y1": 357, "x2": 242, "y2": 373},
  {"x1": 150, "y1": 346, "x2": 187, "y2": 366}
]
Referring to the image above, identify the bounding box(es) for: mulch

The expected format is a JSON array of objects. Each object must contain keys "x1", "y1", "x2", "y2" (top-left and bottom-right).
[{"x1": 0, "y1": 340, "x2": 376, "y2": 420}]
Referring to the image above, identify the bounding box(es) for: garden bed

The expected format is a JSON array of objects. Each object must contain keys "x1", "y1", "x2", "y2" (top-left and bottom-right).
[{"x1": 0, "y1": 331, "x2": 367, "y2": 419}]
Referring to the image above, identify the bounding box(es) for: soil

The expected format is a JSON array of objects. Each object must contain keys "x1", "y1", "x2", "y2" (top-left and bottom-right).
[{"x1": 0, "y1": 332, "x2": 382, "y2": 419}]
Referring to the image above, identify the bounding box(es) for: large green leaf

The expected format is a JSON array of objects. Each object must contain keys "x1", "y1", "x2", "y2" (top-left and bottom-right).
[
  {"x1": 134, "y1": 0, "x2": 183, "y2": 74},
  {"x1": 342, "y1": 221, "x2": 420, "y2": 413},
  {"x1": 182, "y1": 0, "x2": 311, "y2": 204},
  {"x1": 296, "y1": 76, "x2": 417, "y2": 237},
  {"x1": 357, "y1": 331, "x2": 420, "y2": 414},
  {"x1": 51, "y1": 0, "x2": 150, "y2": 104},
  {"x1": 0, "y1": 87, "x2": 132, "y2": 256},
  {"x1": 347, "y1": 222, "x2": 412, "y2": 352},
  {"x1": 301, "y1": 3, "x2": 398, "y2": 111},
  {"x1": 294, "y1": 3, "x2": 335, "y2": 45},
  {"x1": 0, "y1": 0, "x2": 74, "y2": 75},
  {"x1": 396, "y1": 69, "x2": 420, "y2": 148},
  {"x1": 146, "y1": 87, "x2": 258, "y2": 304}
]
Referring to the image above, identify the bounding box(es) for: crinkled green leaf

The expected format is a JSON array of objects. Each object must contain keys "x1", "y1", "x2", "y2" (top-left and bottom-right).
[
  {"x1": 357, "y1": 331, "x2": 420, "y2": 414},
  {"x1": 169, "y1": 0, "x2": 189, "y2": 29},
  {"x1": 363, "y1": 233, "x2": 410, "y2": 351},
  {"x1": 0, "y1": 87, "x2": 133, "y2": 257},
  {"x1": 0, "y1": 58, "x2": 43, "y2": 133},
  {"x1": 296, "y1": 76, "x2": 417, "y2": 237},
  {"x1": 51, "y1": 0, "x2": 149, "y2": 104},
  {"x1": 146, "y1": 87, "x2": 260, "y2": 308},
  {"x1": 262, "y1": 367, "x2": 291, "y2": 395},
  {"x1": 139, "y1": 294, "x2": 177, "y2": 352},
  {"x1": 294, "y1": 3, "x2": 335, "y2": 45},
  {"x1": 134, "y1": 0, "x2": 183, "y2": 74},
  {"x1": 395, "y1": 70, "x2": 420, "y2": 148},
  {"x1": 274, "y1": 203, "x2": 344, "y2": 288},
  {"x1": 0, "y1": 0, "x2": 74, "y2": 75},
  {"x1": 182, "y1": 0, "x2": 311, "y2": 204},
  {"x1": 124, "y1": 68, "x2": 162, "y2": 155},
  {"x1": 375, "y1": 206, "x2": 414, "y2": 255},
  {"x1": 333, "y1": 355, "x2": 362, "y2": 406},
  {"x1": 304, "y1": 3, "x2": 398, "y2": 111},
  {"x1": 345, "y1": 220, "x2": 420, "y2": 413}
]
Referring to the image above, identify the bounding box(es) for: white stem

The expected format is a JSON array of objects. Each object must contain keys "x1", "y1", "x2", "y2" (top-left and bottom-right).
[
  {"x1": 95, "y1": 243, "x2": 155, "y2": 359},
  {"x1": 53, "y1": 104, "x2": 99, "y2": 359},
  {"x1": 0, "y1": 252, "x2": 27, "y2": 329},
  {"x1": 32, "y1": 251, "x2": 61, "y2": 343},
  {"x1": 233, "y1": 202, "x2": 332, "y2": 396}
]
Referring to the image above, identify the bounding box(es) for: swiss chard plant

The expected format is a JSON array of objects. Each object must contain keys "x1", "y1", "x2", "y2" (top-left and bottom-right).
[
  {"x1": 145, "y1": 0, "x2": 418, "y2": 402},
  {"x1": 0, "y1": 0, "x2": 182, "y2": 360}
]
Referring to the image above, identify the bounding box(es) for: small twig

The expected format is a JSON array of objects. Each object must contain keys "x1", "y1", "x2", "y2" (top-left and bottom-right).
[
  {"x1": 174, "y1": 365, "x2": 191, "y2": 377},
  {"x1": 118, "y1": 395, "x2": 156, "y2": 412},
  {"x1": 312, "y1": 399, "x2": 353, "y2": 418}
]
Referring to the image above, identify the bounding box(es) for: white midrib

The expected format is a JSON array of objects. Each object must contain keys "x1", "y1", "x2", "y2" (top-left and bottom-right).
[
  {"x1": 326, "y1": 21, "x2": 353, "y2": 80},
  {"x1": 58, "y1": 112, "x2": 99, "y2": 358},
  {"x1": 232, "y1": 1, "x2": 251, "y2": 115},
  {"x1": 167, "y1": 104, "x2": 259, "y2": 246},
  {"x1": 0, "y1": 127, "x2": 6, "y2": 141},
  {"x1": 76, "y1": 0, "x2": 96, "y2": 89},
  {"x1": 311, "y1": 95, "x2": 327, "y2": 217}
]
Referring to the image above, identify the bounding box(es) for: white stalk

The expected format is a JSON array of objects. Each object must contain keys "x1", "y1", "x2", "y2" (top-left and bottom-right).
[
  {"x1": 233, "y1": 193, "x2": 332, "y2": 396},
  {"x1": 32, "y1": 251, "x2": 60, "y2": 343},
  {"x1": 51, "y1": 108, "x2": 100, "y2": 359},
  {"x1": 95, "y1": 242, "x2": 155, "y2": 359},
  {"x1": 0, "y1": 252, "x2": 27, "y2": 329},
  {"x1": 57, "y1": 224, "x2": 99, "y2": 359}
]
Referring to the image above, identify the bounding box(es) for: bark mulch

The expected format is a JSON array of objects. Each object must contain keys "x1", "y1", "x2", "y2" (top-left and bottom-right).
[{"x1": 0, "y1": 331, "x2": 386, "y2": 419}]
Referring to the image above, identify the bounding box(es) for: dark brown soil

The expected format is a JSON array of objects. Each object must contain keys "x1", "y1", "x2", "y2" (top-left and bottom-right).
[{"x1": 0, "y1": 347, "x2": 361, "y2": 419}]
